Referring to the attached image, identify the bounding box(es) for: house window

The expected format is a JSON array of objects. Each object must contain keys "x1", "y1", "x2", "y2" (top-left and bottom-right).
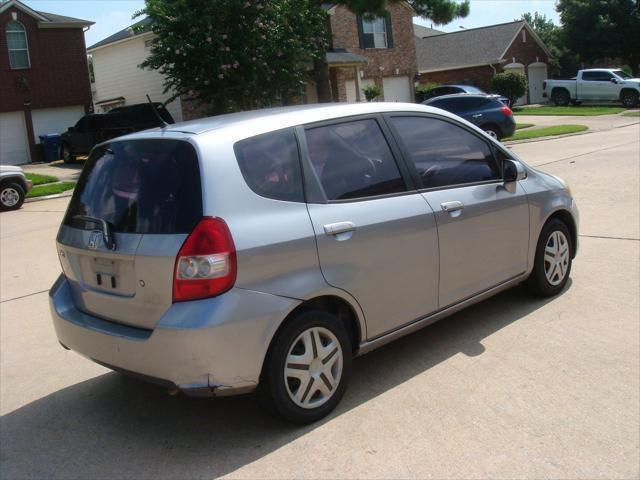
[
  {"x1": 6, "y1": 20, "x2": 30, "y2": 69},
  {"x1": 362, "y1": 16, "x2": 388, "y2": 48}
]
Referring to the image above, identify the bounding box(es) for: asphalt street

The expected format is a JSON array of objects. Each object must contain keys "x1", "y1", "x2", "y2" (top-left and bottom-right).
[{"x1": 1, "y1": 123, "x2": 638, "y2": 479}]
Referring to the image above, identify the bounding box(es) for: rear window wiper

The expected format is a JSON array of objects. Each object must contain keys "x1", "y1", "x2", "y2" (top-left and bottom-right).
[{"x1": 73, "y1": 215, "x2": 116, "y2": 250}]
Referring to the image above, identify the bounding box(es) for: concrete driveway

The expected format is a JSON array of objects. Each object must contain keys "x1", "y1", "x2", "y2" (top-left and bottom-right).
[{"x1": 1, "y1": 125, "x2": 638, "y2": 479}]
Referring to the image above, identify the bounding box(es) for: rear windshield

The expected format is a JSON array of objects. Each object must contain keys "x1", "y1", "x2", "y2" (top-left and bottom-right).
[{"x1": 64, "y1": 139, "x2": 202, "y2": 234}]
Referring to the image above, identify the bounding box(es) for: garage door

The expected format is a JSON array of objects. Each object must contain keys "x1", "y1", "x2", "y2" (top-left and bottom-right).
[
  {"x1": 0, "y1": 111, "x2": 30, "y2": 165},
  {"x1": 32, "y1": 105, "x2": 85, "y2": 144},
  {"x1": 528, "y1": 63, "x2": 547, "y2": 105},
  {"x1": 382, "y1": 76, "x2": 411, "y2": 102}
]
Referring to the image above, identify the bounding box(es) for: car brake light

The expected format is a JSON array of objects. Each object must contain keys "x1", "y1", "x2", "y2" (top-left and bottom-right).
[
  {"x1": 500, "y1": 106, "x2": 513, "y2": 116},
  {"x1": 173, "y1": 217, "x2": 237, "y2": 302}
]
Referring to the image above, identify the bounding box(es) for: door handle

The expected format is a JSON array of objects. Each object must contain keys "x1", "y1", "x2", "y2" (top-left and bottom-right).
[
  {"x1": 324, "y1": 221, "x2": 356, "y2": 235},
  {"x1": 441, "y1": 201, "x2": 464, "y2": 212},
  {"x1": 472, "y1": 113, "x2": 483, "y2": 118}
]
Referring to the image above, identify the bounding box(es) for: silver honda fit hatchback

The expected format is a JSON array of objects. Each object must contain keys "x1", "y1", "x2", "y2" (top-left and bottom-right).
[{"x1": 50, "y1": 103, "x2": 578, "y2": 423}]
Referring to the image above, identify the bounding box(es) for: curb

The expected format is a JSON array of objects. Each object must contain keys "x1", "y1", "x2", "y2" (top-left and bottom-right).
[
  {"x1": 25, "y1": 191, "x2": 73, "y2": 203},
  {"x1": 504, "y1": 120, "x2": 639, "y2": 145}
]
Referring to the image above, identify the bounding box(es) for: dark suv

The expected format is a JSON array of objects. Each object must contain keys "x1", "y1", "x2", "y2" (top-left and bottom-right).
[
  {"x1": 423, "y1": 94, "x2": 516, "y2": 140},
  {"x1": 60, "y1": 103, "x2": 174, "y2": 163}
]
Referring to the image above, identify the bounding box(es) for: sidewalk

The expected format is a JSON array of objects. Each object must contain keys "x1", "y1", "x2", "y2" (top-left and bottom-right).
[{"x1": 515, "y1": 110, "x2": 639, "y2": 133}]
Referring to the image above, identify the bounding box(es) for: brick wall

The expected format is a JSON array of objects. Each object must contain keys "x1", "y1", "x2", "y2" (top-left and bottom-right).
[
  {"x1": 0, "y1": 7, "x2": 92, "y2": 113},
  {"x1": 420, "y1": 65, "x2": 496, "y2": 92},
  {"x1": 502, "y1": 28, "x2": 549, "y2": 70},
  {"x1": 329, "y1": 3, "x2": 417, "y2": 101}
]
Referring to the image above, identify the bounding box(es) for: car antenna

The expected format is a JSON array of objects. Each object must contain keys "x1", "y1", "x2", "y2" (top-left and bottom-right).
[{"x1": 146, "y1": 94, "x2": 169, "y2": 128}]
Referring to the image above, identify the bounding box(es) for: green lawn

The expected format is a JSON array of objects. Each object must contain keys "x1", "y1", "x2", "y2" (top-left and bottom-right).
[
  {"x1": 25, "y1": 172, "x2": 59, "y2": 185},
  {"x1": 504, "y1": 124, "x2": 588, "y2": 141},
  {"x1": 26, "y1": 182, "x2": 75, "y2": 198},
  {"x1": 516, "y1": 123, "x2": 535, "y2": 130},
  {"x1": 513, "y1": 106, "x2": 625, "y2": 116},
  {"x1": 622, "y1": 111, "x2": 640, "y2": 117}
]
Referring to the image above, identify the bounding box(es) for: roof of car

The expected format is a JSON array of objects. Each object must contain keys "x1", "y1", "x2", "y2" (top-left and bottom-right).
[
  {"x1": 152, "y1": 103, "x2": 441, "y2": 135},
  {"x1": 425, "y1": 93, "x2": 494, "y2": 101}
]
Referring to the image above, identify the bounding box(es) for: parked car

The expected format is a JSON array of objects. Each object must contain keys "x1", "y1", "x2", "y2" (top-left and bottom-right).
[
  {"x1": 59, "y1": 103, "x2": 174, "y2": 163},
  {"x1": 50, "y1": 103, "x2": 578, "y2": 423},
  {"x1": 421, "y1": 84, "x2": 510, "y2": 106},
  {"x1": 544, "y1": 69, "x2": 640, "y2": 107},
  {"x1": 0, "y1": 165, "x2": 32, "y2": 211},
  {"x1": 423, "y1": 94, "x2": 516, "y2": 140}
]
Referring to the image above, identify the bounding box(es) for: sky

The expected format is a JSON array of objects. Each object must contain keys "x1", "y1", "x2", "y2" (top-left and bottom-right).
[{"x1": 23, "y1": 0, "x2": 561, "y2": 48}]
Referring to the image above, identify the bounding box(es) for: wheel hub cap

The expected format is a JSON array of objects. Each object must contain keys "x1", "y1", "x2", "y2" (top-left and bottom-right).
[
  {"x1": 544, "y1": 230, "x2": 570, "y2": 286},
  {"x1": 284, "y1": 326, "x2": 343, "y2": 409},
  {"x1": 1, "y1": 188, "x2": 19, "y2": 207}
]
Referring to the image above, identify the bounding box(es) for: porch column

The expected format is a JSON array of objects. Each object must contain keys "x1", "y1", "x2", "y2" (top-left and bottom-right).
[{"x1": 354, "y1": 66, "x2": 362, "y2": 102}]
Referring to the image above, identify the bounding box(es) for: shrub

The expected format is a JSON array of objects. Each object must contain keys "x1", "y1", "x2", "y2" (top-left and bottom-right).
[
  {"x1": 363, "y1": 83, "x2": 382, "y2": 102},
  {"x1": 491, "y1": 72, "x2": 528, "y2": 106},
  {"x1": 415, "y1": 82, "x2": 440, "y2": 103}
]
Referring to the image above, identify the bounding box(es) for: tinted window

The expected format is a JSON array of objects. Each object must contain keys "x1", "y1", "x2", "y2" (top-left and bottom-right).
[
  {"x1": 583, "y1": 71, "x2": 613, "y2": 81},
  {"x1": 74, "y1": 117, "x2": 87, "y2": 132},
  {"x1": 428, "y1": 97, "x2": 475, "y2": 113},
  {"x1": 390, "y1": 116, "x2": 501, "y2": 188},
  {"x1": 235, "y1": 129, "x2": 304, "y2": 202},
  {"x1": 305, "y1": 119, "x2": 406, "y2": 200},
  {"x1": 461, "y1": 86, "x2": 485, "y2": 94},
  {"x1": 64, "y1": 139, "x2": 202, "y2": 234}
]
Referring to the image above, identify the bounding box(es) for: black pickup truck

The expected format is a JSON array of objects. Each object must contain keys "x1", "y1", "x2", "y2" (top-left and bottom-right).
[{"x1": 60, "y1": 103, "x2": 174, "y2": 163}]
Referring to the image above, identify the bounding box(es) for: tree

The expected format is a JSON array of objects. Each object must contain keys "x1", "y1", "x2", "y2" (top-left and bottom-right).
[
  {"x1": 136, "y1": 0, "x2": 329, "y2": 114},
  {"x1": 491, "y1": 72, "x2": 527, "y2": 106},
  {"x1": 362, "y1": 83, "x2": 382, "y2": 101},
  {"x1": 556, "y1": 0, "x2": 640, "y2": 75},
  {"x1": 519, "y1": 12, "x2": 578, "y2": 77}
]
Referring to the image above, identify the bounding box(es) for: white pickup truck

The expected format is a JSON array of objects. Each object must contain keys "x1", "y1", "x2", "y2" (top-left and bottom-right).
[{"x1": 543, "y1": 69, "x2": 640, "y2": 108}]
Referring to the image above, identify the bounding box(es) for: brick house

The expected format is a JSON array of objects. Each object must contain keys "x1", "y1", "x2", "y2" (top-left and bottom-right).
[
  {"x1": 322, "y1": 2, "x2": 417, "y2": 104},
  {"x1": 415, "y1": 21, "x2": 552, "y2": 105},
  {"x1": 0, "y1": 0, "x2": 93, "y2": 164}
]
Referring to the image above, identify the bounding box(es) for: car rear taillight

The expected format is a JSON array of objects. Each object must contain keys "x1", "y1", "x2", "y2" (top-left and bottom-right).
[
  {"x1": 500, "y1": 106, "x2": 513, "y2": 116},
  {"x1": 173, "y1": 217, "x2": 237, "y2": 302}
]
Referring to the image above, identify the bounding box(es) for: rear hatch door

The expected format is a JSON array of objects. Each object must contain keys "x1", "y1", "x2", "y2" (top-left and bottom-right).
[{"x1": 57, "y1": 138, "x2": 202, "y2": 330}]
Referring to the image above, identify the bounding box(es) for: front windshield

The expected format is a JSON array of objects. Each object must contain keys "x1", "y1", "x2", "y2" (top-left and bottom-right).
[{"x1": 613, "y1": 70, "x2": 633, "y2": 79}]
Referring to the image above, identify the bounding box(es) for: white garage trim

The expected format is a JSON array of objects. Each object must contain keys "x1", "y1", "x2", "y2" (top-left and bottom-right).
[
  {"x1": 345, "y1": 78, "x2": 374, "y2": 103},
  {"x1": 0, "y1": 111, "x2": 30, "y2": 165},
  {"x1": 31, "y1": 105, "x2": 85, "y2": 143}
]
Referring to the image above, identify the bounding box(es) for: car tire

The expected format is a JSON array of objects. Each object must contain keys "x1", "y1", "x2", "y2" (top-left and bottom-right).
[
  {"x1": 552, "y1": 89, "x2": 570, "y2": 106},
  {"x1": 482, "y1": 125, "x2": 502, "y2": 140},
  {"x1": 260, "y1": 309, "x2": 352, "y2": 424},
  {"x1": 621, "y1": 90, "x2": 639, "y2": 108},
  {"x1": 526, "y1": 218, "x2": 573, "y2": 297},
  {"x1": 61, "y1": 143, "x2": 75, "y2": 164},
  {"x1": 0, "y1": 182, "x2": 26, "y2": 211}
]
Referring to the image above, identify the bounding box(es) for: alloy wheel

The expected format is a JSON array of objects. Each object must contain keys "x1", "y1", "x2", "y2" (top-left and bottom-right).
[
  {"x1": 284, "y1": 326, "x2": 343, "y2": 409},
  {"x1": 544, "y1": 230, "x2": 570, "y2": 286},
  {"x1": 0, "y1": 187, "x2": 20, "y2": 207}
]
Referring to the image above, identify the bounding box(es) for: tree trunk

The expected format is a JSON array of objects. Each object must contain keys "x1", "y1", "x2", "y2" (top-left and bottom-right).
[
  {"x1": 314, "y1": 56, "x2": 333, "y2": 103},
  {"x1": 627, "y1": 54, "x2": 639, "y2": 76}
]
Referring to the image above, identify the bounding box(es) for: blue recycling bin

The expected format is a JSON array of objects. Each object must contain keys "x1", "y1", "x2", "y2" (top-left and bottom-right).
[{"x1": 39, "y1": 133, "x2": 62, "y2": 163}]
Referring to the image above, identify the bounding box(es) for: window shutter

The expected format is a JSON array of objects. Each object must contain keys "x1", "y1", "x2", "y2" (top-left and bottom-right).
[
  {"x1": 385, "y1": 14, "x2": 394, "y2": 48},
  {"x1": 357, "y1": 15, "x2": 365, "y2": 49}
]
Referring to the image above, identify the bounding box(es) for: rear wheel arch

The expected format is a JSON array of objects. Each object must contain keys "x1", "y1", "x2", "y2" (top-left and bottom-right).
[
  {"x1": 619, "y1": 88, "x2": 639, "y2": 107},
  {"x1": 551, "y1": 87, "x2": 571, "y2": 105},
  {"x1": 480, "y1": 123, "x2": 502, "y2": 140},
  {"x1": 261, "y1": 295, "x2": 363, "y2": 380}
]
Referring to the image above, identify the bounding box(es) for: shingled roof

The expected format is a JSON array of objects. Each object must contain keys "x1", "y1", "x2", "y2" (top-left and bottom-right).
[
  {"x1": 88, "y1": 16, "x2": 151, "y2": 51},
  {"x1": 416, "y1": 21, "x2": 532, "y2": 73},
  {"x1": 0, "y1": 0, "x2": 93, "y2": 27},
  {"x1": 413, "y1": 23, "x2": 444, "y2": 39}
]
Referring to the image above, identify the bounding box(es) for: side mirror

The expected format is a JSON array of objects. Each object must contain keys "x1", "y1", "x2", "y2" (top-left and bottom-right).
[
  {"x1": 610, "y1": 77, "x2": 618, "y2": 84},
  {"x1": 503, "y1": 159, "x2": 526, "y2": 182}
]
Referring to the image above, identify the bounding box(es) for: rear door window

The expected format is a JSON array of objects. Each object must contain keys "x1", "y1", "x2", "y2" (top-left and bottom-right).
[
  {"x1": 234, "y1": 128, "x2": 304, "y2": 202},
  {"x1": 64, "y1": 139, "x2": 202, "y2": 234},
  {"x1": 389, "y1": 116, "x2": 501, "y2": 188},
  {"x1": 305, "y1": 119, "x2": 406, "y2": 201}
]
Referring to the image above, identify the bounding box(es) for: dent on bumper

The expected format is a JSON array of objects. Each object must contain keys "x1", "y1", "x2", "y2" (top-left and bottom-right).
[{"x1": 49, "y1": 275, "x2": 300, "y2": 396}]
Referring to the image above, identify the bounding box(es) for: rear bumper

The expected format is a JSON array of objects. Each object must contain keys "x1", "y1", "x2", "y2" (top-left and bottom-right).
[
  {"x1": 49, "y1": 275, "x2": 300, "y2": 396},
  {"x1": 502, "y1": 117, "x2": 517, "y2": 138}
]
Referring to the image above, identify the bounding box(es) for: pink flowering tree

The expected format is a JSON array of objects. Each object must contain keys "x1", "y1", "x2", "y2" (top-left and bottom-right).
[{"x1": 136, "y1": 0, "x2": 329, "y2": 113}]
